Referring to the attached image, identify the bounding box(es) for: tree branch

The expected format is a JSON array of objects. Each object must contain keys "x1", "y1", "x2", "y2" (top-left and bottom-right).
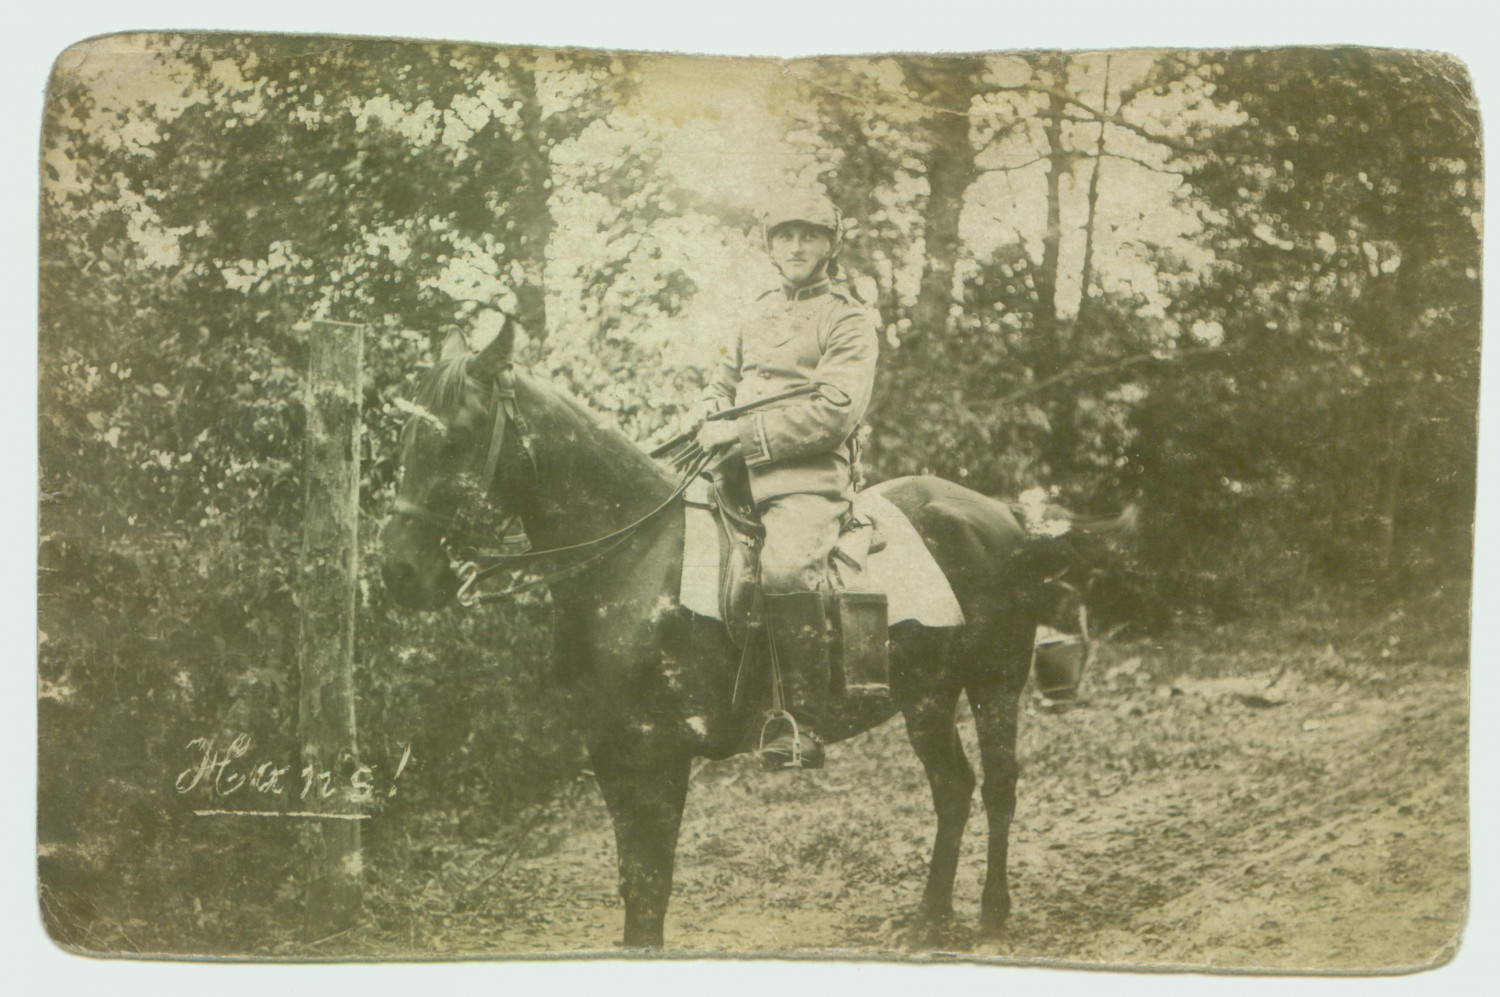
[
  {"x1": 1078, "y1": 56, "x2": 1114, "y2": 311},
  {"x1": 975, "y1": 155, "x2": 1047, "y2": 174},
  {"x1": 989, "y1": 81, "x2": 1103, "y2": 121},
  {"x1": 1100, "y1": 149, "x2": 1187, "y2": 176},
  {"x1": 996, "y1": 346, "x2": 1228, "y2": 406},
  {"x1": 1101, "y1": 115, "x2": 1202, "y2": 156},
  {"x1": 989, "y1": 80, "x2": 1203, "y2": 156}
]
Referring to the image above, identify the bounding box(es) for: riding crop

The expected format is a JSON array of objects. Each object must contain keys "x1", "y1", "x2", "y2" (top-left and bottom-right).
[{"x1": 647, "y1": 381, "x2": 851, "y2": 460}]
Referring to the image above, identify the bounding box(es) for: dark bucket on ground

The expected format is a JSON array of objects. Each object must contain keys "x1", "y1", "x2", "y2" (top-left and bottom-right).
[{"x1": 1032, "y1": 630, "x2": 1087, "y2": 700}]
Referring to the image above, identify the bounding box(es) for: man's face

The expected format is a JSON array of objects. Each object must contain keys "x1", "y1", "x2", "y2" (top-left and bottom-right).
[{"x1": 768, "y1": 222, "x2": 835, "y2": 286}]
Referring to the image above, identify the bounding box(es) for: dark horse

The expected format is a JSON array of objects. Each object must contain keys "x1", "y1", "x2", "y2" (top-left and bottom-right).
[{"x1": 381, "y1": 328, "x2": 1138, "y2": 948}]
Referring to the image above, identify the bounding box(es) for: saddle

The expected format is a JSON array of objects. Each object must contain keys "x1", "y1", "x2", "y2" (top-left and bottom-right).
[{"x1": 686, "y1": 458, "x2": 891, "y2": 692}]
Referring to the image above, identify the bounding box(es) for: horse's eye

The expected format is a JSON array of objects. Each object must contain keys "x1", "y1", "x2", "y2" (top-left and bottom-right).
[{"x1": 441, "y1": 429, "x2": 471, "y2": 456}]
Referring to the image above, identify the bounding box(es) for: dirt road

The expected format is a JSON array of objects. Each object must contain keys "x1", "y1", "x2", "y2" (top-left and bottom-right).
[{"x1": 354, "y1": 628, "x2": 1469, "y2": 971}]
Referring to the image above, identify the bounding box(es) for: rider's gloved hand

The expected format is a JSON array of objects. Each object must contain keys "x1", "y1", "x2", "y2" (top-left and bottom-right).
[
  {"x1": 683, "y1": 401, "x2": 718, "y2": 434},
  {"x1": 696, "y1": 419, "x2": 741, "y2": 455}
]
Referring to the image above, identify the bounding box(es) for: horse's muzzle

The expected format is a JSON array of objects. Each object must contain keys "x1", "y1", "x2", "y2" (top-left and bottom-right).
[{"x1": 380, "y1": 518, "x2": 459, "y2": 610}]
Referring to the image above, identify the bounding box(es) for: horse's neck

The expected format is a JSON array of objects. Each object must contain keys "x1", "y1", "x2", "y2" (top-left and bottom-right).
[{"x1": 514, "y1": 376, "x2": 677, "y2": 550}]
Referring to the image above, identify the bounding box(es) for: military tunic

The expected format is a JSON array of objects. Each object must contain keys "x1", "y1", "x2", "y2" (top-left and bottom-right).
[{"x1": 700, "y1": 277, "x2": 879, "y2": 592}]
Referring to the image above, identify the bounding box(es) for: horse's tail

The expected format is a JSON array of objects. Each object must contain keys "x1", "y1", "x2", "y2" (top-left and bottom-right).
[
  {"x1": 1048, "y1": 502, "x2": 1140, "y2": 540},
  {"x1": 1092, "y1": 502, "x2": 1139, "y2": 538}
]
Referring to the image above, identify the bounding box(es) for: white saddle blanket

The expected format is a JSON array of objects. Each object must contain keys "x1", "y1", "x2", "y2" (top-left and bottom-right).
[{"x1": 679, "y1": 483, "x2": 965, "y2": 627}]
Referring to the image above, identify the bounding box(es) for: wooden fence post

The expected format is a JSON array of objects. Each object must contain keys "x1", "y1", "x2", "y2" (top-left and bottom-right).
[{"x1": 297, "y1": 319, "x2": 365, "y2": 938}]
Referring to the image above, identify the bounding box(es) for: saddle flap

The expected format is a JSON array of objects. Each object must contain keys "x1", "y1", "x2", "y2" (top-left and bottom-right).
[
  {"x1": 831, "y1": 513, "x2": 881, "y2": 586},
  {"x1": 678, "y1": 483, "x2": 965, "y2": 630},
  {"x1": 684, "y1": 471, "x2": 760, "y2": 643},
  {"x1": 711, "y1": 459, "x2": 763, "y2": 540}
]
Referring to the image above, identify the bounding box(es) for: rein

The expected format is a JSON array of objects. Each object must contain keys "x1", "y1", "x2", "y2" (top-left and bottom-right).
[
  {"x1": 452, "y1": 448, "x2": 712, "y2": 606},
  {"x1": 393, "y1": 363, "x2": 713, "y2": 607}
]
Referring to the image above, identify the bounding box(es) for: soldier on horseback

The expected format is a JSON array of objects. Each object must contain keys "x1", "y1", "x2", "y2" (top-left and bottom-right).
[{"x1": 690, "y1": 191, "x2": 880, "y2": 771}]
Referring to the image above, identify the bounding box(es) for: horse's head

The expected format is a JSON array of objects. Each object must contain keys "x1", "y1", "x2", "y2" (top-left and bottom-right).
[{"x1": 381, "y1": 326, "x2": 523, "y2": 610}]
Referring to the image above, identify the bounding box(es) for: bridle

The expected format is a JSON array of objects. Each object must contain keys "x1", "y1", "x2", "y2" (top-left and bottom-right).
[
  {"x1": 392, "y1": 362, "x2": 712, "y2": 606},
  {"x1": 391, "y1": 363, "x2": 535, "y2": 530}
]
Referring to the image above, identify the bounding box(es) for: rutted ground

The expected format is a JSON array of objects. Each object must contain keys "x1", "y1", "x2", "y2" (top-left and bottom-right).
[{"x1": 341, "y1": 622, "x2": 1469, "y2": 972}]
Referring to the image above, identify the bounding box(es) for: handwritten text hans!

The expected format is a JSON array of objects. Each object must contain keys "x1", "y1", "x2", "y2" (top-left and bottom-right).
[{"x1": 174, "y1": 733, "x2": 410, "y2": 805}]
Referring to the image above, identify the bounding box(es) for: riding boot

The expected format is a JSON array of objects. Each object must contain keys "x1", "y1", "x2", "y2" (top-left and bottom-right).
[{"x1": 760, "y1": 591, "x2": 830, "y2": 771}]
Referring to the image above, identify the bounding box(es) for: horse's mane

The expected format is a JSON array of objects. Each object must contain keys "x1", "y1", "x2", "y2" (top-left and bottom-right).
[
  {"x1": 415, "y1": 355, "x2": 472, "y2": 413},
  {"x1": 401, "y1": 351, "x2": 673, "y2": 488},
  {"x1": 518, "y1": 372, "x2": 675, "y2": 484},
  {"x1": 398, "y1": 355, "x2": 473, "y2": 448}
]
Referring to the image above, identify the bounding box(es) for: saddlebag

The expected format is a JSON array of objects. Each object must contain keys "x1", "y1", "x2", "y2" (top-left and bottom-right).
[{"x1": 832, "y1": 590, "x2": 889, "y2": 695}]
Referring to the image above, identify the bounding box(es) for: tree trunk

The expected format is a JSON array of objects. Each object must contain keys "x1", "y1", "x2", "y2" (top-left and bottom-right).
[
  {"x1": 1035, "y1": 55, "x2": 1069, "y2": 359},
  {"x1": 1076, "y1": 55, "x2": 1113, "y2": 334},
  {"x1": 513, "y1": 55, "x2": 555, "y2": 342},
  {"x1": 907, "y1": 59, "x2": 983, "y2": 340},
  {"x1": 1362, "y1": 265, "x2": 1416, "y2": 591},
  {"x1": 1374, "y1": 394, "x2": 1411, "y2": 590},
  {"x1": 298, "y1": 320, "x2": 364, "y2": 939}
]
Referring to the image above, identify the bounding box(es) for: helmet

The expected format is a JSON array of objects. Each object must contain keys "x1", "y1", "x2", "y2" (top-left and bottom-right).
[
  {"x1": 761, "y1": 191, "x2": 844, "y2": 277},
  {"x1": 762, "y1": 192, "x2": 841, "y2": 239}
]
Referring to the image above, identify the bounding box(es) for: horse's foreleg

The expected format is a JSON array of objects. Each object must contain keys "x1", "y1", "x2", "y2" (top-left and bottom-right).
[
  {"x1": 904, "y1": 688, "x2": 974, "y2": 924},
  {"x1": 590, "y1": 738, "x2": 692, "y2": 949},
  {"x1": 969, "y1": 674, "x2": 1023, "y2": 938}
]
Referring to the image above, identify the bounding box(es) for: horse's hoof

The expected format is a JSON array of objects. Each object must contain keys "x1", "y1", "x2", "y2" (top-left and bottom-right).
[
  {"x1": 976, "y1": 916, "x2": 1009, "y2": 943},
  {"x1": 888, "y1": 910, "x2": 957, "y2": 951}
]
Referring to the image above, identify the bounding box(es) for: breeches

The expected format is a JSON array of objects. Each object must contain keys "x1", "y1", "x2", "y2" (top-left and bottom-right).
[{"x1": 757, "y1": 493, "x2": 849, "y2": 594}]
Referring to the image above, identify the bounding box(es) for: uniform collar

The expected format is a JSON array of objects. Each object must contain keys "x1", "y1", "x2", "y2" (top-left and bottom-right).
[{"x1": 782, "y1": 277, "x2": 831, "y2": 302}]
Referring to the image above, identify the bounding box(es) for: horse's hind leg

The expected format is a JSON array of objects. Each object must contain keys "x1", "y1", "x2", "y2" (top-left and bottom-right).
[
  {"x1": 904, "y1": 682, "x2": 975, "y2": 926},
  {"x1": 968, "y1": 669, "x2": 1025, "y2": 938}
]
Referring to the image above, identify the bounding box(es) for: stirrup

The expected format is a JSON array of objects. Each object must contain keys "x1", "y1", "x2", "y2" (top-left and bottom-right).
[{"x1": 759, "y1": 710, "x2": 824, "y2": 771}]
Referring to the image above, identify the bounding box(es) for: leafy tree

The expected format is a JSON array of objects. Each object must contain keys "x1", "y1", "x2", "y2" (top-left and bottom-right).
[
  {"x1": 39, "y1": 37, "x2": 639, "y2": 943},
  {"x1": 789, "y1": 52, "x2": 1234, "y2": 513},
  {"x1": 1156, "y1": 47, "x2": 1482, "y2": 602}
]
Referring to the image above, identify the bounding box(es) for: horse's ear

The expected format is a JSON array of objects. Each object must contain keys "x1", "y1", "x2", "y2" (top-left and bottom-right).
[
  {"x1": 438, "y1": 326, "x2": 469, "y2": 362},
  {"x1": 468, "y1": 321, "x2": 515, "y2": 381}
]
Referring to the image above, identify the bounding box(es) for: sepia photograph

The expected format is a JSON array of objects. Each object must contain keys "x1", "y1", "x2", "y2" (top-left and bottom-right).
[{"x1": 33, "y1": 17, "x2": 1482, "y2": 976}]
